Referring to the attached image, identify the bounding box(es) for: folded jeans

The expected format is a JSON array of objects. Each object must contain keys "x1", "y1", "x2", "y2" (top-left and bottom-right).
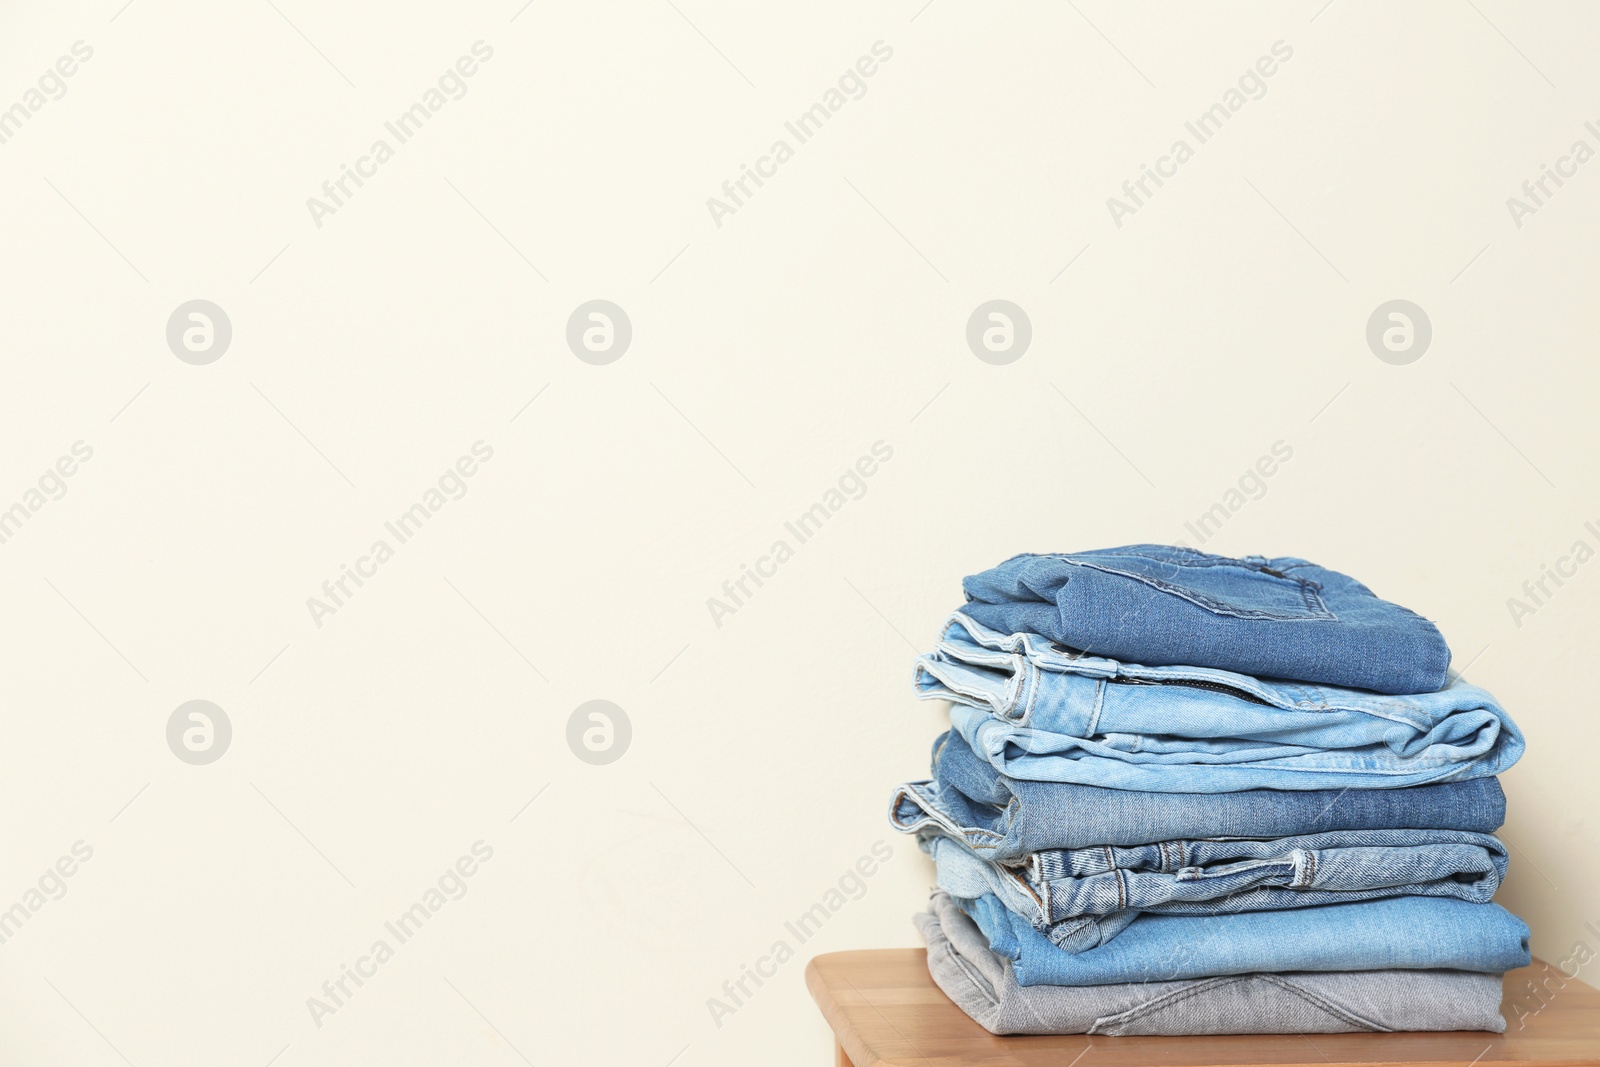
[
  {"x1": 959, "y1": 546, "x2": 1450, "y2": 695},
  {"x1": 890, "y1": 730, "x2": 1509, "y2": 861},
  {"x1": 921, "y1": 829, "x2": 1508, "y2": 953},
  {"x1": 936, "y1": 857, "x2": 1529, "y2": 985},
  {"x1": 922, "y1": 612, "x2": 1522, "y2": 791},
  {"x1": 915, "y1": 890, "x2": 1509, "y2": 1035}
]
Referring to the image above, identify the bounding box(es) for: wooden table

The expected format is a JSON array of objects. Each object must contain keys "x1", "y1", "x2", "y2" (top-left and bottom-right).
[{"x1": 807, "y1": 950, "x2": 1600, "y2": 1067}]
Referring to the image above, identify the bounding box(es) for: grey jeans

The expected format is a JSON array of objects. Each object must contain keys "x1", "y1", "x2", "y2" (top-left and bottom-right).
[{"x1": 916, "y1": 891, "x2": 1508, "y2": 1035}]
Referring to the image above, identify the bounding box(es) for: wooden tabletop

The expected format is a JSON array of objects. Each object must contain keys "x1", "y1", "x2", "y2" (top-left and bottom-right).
[{"x1": 806, "y1": 950, "x2": 1600, "y2": 1067}]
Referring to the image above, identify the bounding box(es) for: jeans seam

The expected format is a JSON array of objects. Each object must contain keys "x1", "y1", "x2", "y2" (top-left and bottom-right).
[
  {"x1": 1255, "y1": 974, "x2": 1391, "y2": 1031},
  {"x1": 1093, "y1": 974, "x2": 1385, "y2": 1034},
  {"x1": 1022, "y1": 659, "x2": 1039, "y2": 724},
  {"x1": 932, "y1": 930, "x2": 1000, "y2": 1011},
  {"x1": 1088, "y1": 975, "x2": 1251, "y2": 1032},
  {"x1": 1066, "y1": 557, "x2": 1336, "y2": 621}
]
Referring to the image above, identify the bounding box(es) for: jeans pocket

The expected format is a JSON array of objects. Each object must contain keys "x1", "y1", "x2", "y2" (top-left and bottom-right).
[{"x1": 1066, "y1": 550, "x2": 1336, "y2": 621}]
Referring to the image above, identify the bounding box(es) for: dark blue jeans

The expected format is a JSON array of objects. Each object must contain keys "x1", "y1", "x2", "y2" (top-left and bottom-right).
[
  {"x1": 959, "y1": 546, "x2": 1450, "y2": 695},
  {"x1": 890, "y1": 731, "x2": 1508, "y2": 862}
]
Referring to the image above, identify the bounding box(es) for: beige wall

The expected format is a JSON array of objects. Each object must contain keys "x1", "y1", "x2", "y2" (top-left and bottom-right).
[{"x1": 1, "y1": 0, "x2": 1596, "y2": 1062}]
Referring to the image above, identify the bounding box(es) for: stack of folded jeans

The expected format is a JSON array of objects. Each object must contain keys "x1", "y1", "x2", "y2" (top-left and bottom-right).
[{"x1": 889, "y1": 546, "x2": 1530, "y2": 1036}]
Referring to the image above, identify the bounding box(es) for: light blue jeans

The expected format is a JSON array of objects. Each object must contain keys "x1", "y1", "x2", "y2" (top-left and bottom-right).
[
  {"x1": 922, "y1": 613, "x2": 1523, "y2": 791},
  {"x1": 918, "y1": 891, "x2": 1510, "y2": 1034},
  {"x1": 937, "y1": 846, "x2": 1530, "y2": 985},
  {"x1": 921, "y1": 828, "x2": 1508, "y2": 953}
]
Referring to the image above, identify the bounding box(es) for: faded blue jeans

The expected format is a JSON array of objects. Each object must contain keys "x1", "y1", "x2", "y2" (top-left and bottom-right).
[
  {"x1": 917, "y1": 891, "x2": 1510, "y2": 1035},
  {"x1": 920, "y1": 828, "x2": 1508, "y2": 953},
  {"x1": 891, "y1": 731, "x2": 1509, "y2": 860},
  {"x1": 960, "y1": 546, "x2": 1450, "y2": 695},
  {"x1": 921, "y1": 613, "x2": 1522, "y2": 791},
  {"x1": 937, "y1": 853, "x2": 1530, "y2": 985}
]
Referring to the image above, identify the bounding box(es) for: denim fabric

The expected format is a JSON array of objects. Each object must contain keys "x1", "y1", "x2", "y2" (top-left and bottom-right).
[
  {"x1": 922, "y1": 612, "x2": 1522, "y2": 791},
  {"x1": 960, "y1": 546, "x2": 1450, "y2": 695},
  {"x1": 920, "y1": 829, "x2": 1508, "y2": 953},
  {"x1": 920, "y1": 832, "x2": 1137, "y2": 948},
  {"x1": 890, "y1": 731, "x2": 1509, "y2": 861},
  {"x1": 916, "y1": 891, "x2": 1509, "y2": 1035},
  {"x1": 943, "y1": 871, "x2": 1530, "y2": 986}
]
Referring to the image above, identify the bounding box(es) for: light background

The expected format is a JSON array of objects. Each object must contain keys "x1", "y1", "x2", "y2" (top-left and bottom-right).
[{"x1": 2, "y1": 1, "x2": 1597, "y2": 1063}]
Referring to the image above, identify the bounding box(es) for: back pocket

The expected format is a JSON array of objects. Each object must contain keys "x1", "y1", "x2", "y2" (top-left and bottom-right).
[{"x1": 1064, "y1": 549, "x2": 1335, "y2": 621}]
